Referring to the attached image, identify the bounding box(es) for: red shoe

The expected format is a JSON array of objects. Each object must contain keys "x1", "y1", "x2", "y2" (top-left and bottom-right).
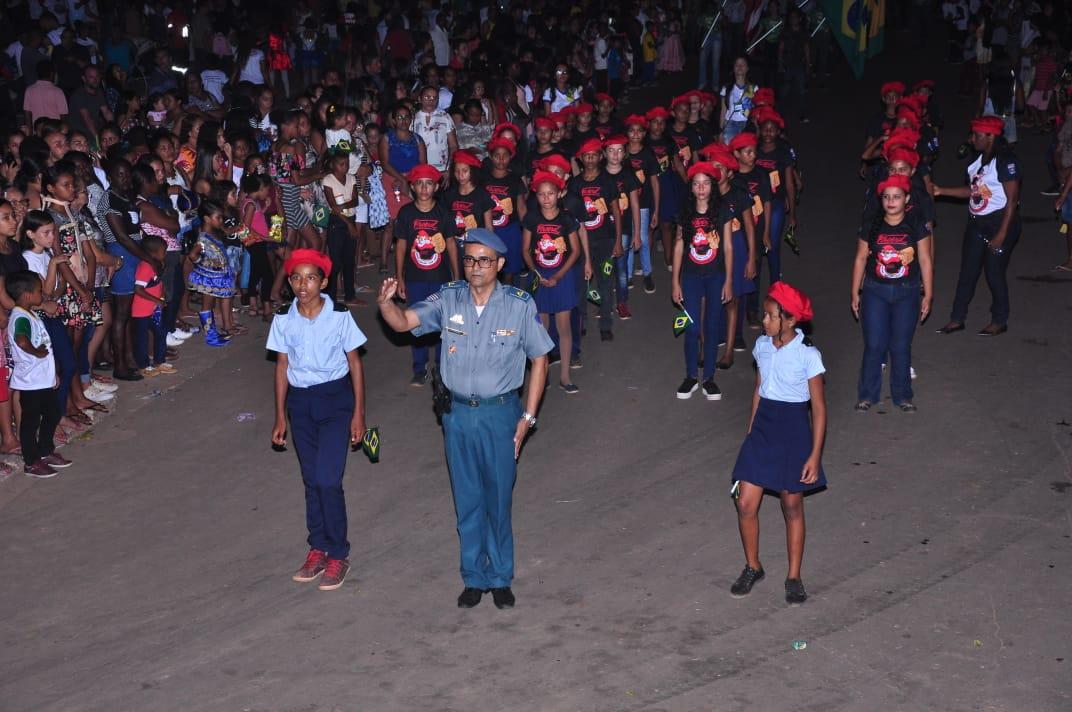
[
  {"x1": 318, "y1": 558, "x2": 350, "y2": 591},
  {"x1": 41, "y1": 453, "x2": 73, "y2": 468},
  {"x1": 616, "y1": 303, "x2": 632, "y2": 320},
  {"x1": 292, "y1": 549, "x2": 328, "y2": 582}
]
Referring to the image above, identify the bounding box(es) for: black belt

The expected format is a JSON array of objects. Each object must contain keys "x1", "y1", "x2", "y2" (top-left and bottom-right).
[{"x1": 451, "y1": 392, "x2": 515, "y2": 407}]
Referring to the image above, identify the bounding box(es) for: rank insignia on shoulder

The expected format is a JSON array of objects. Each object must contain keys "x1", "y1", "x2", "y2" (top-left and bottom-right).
[
  {"x1": 442, "y1": 280, "x2": 466, "y2": 289},
  {"x1": 507, "y1": 286, "x2": 531, "y2": 301}
]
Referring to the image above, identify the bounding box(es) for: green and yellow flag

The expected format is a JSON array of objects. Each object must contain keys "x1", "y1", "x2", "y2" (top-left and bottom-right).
[
  {"x1": 361, "y1": 426, "x2": 380, "y2": 463},
  {"x1": 672, "y1": 308, "x2": 694, "y2": 337},
  {"x1": 586, "y1": 280, "x2": 602, "y2": 305},
  {"x1": 600, "y1": 257, "x2": 614, "y2": 277},
  {"x1": 818, "y1": 0, "x2": 885, "y2": 78}
]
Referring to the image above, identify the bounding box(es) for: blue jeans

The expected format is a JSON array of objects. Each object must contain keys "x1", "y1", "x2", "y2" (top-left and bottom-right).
[
  {"x1": 287, "y1": 377, "x2": 354, "y2": 560},
  {"x1": 858, "y1": 280, "x2": 920, "y2": 405},
  {"x1": 442, "y1": 392, "x2": 521, "y2": 588},
  {"x1": 722, "y1": 120, "x2": 748, "y2": 143},
  {"x1": 43, "y1": 317, "x2": 75, "y2": 414},
  {"x1": 681, "y1": 270, "x2": 725, "y2": 381},
  {"x1": 617, "y1": 208, "x2": 652, "y2": 302},
  {"x1": 950, "y1": 215, "x2": 1020, "y2": 326},
  {"x1": 698, "y1": 32, "x2": 722, "y2": 89},
  {"x1": 133, "y1": 312, "x2": 166, "y2": 368},
  {"x1": 747, "y1": 198, "x2": 785, "y2": 316}
]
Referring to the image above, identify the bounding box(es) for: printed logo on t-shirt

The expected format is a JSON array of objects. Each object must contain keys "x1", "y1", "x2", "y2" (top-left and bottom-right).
[
  {"x1": 486, "y1": 185, "x2": 513, "y2": 228},
  {"x1": 581, "y1": 187, "x2": 608, "y2": 230},
  {"x1": 874, "y1": 233, "x2": 914, "y2": 279},
  {"x1": 969, "y1": 173, "x2": 993, "y2": 214},
  {"x1": 535, "y1": 225, "x2": 567, "y2": 269},
  {"x1": 688, "y1": 219, "x2": 719, "y2": 264},
  {"x1": 410, "y1": 218, "x2": 446, "y2": 270}
]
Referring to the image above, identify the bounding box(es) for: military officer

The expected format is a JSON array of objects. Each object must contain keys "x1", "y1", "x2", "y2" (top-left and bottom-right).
[{"x1": 377, "y1": 228, "x2": 553, "y2": 610}]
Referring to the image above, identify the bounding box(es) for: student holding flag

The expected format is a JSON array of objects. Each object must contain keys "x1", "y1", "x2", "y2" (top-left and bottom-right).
[
  {"x1": 671, "y1": 162, "x2": 733, "y2": 400},
  {"x1": 522, "y1": 171, "x2": 582, "y2": 394}
]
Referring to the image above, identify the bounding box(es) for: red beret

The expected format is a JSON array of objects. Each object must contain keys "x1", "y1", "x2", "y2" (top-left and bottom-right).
[
  {"x1": 575, "y1": 137, "x2": 604, "y2": 157},
  {"x1": 752, "y1": 87, "x2": 776, "y2": 107},
  {"x1": 885, "y1": 128, "x2": 920, "y2": 151},
  {"x1": 699, "y1": 92, "x2": 718, "y2": 105},
  {"x1": 881, "y1": 81, "x2": 906, "y2": 97},
  {"x1": 530, "y1": 170, "x2": 566, "y2": 192},
  {"x1": 574, "y1": 102, "x2": 594, "y2": 114},
  {"x1": 700, "y1": 142, "x2": 739, "y2": 171},
  {"x1": 753, "y1": 106, "x2": 785, "y2": 129},
  {"x1": 624, "y1": 113, "x2": 648, "y2": 128},
  {"x1": 406, "y1": 164, "x2": 442, "y2": 183},
  {"x1": 878, "y1": 174, "x2": 912, "y2": 195},
  {"x1": 549, "y1": 111, "x2": 567, "y2": 125},
  {"x1": 670, "y1": 93, "x2": 691, "y2": 109},
  {"x1": 535, "y1": 154, "x2": 572, "y2": 174},
  {"x1": 884, "y1": 146, "x2": 920, "y2": 168},
  {"x1": 895, "y1": 96, "x2": 923, "y2": 116},
  {"x1": 970, "y1": 115, "x2": 1004, "y2": 135},
  {"x1": 645, "y1": 106, "x2": 671, "y2": 121},
  {"x1": 452, "y1": 150, "x2": 483, "y2": 169},
  {"x1": 492, "y1": 122, "x2": 521, "y2": 140},
  {"x1": 594, "y1": 92, "x2": 616, "y2": 107},
  {"x1": 768, "y1": 281, "x2": 813, "y2": 322},
  {"x1": 686, "y1": 162, "x2": 722, "y2": 182},
  {"x1": 603, "y1": 134, "x2": 628, "y2": 148},
  {"x1": 487, "y1": 137, "x2": 517, "y2": 156},
  {"x1": 533, "y1": 117, "x2": 555, "y2": 131},
  {"x1": 284, "y1": 248, "x2": 332, "y2": 278},
  {"x1": 729, "y1": 131, "x2": 759, "y2": 151}
]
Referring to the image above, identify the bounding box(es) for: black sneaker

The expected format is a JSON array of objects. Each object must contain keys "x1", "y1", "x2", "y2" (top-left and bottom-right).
[
  {"x1": 548, "y1": 352, "x2": 562, "y2": 366},
  {"x1": 1041, "y1": 185, "x2": 1060, "y2": 196},
  {"x1": 570, "y1": 354, "x2": 583, "y2": 369},
  {"x1": 457, "y1": 587, "x2": 484, "y2": 608},
  {"x1": 410, "y1": 371, "x2": 428, "y2": 387},
  {"x1": 702, "y1": 379, "x2": 722, "y2": 401},
  {"x1": 676, "y1": 377, "x2": 699, "y2": 399},
  {"x1": 490, "y1": 586, "x2": 515, "y2": 609},
  {"x1": 785, "y1": 578, "x2": 807, "y2": 605},
  {"x1": 730, "y1": 566, "x2": 765, "y2": 597},
  {"x1": 643, "y1": 275, "x2": 656, "y2": 293},
  {"x1": 732, "y1": 340, "x2": 748, "y2": 353},
  {"x1": 627, "y1": 278, "x2": 635, "y2": 290}
]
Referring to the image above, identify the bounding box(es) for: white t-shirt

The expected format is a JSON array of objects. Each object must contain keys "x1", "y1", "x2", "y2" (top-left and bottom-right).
[
  {"x1": 200, "y1": 69, "x2": 227, "y2": 103},
  {"x1": 237, "y1": 49, "x2": 265, "y2": 84},
  {"x1": 721, "y1": 83, "x2": 756, "y2": 122},
  {"x1": 8, "y1": 306, "x2": 57, "y2": 391},
  {"x1": 541, "y1": 86, "x2": 580, "y2": 113},
  {"x1": 593, "y1": 37, "x2": 608, "y2": 70},
  {"x1": 412, "y1": 110, "x2": 455, "y2": 172}
]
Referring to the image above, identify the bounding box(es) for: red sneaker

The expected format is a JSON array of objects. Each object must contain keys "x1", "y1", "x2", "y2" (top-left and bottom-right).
[
  {"x1": 318, "y1": 558, "x2": 350, "y2": 591},
  {"x1": 292, "y1": 549, "x2": 328, "y2": 582},
  {"x1": 41, "y1": 453, "x2": 73, "y2": 468},
  {"x1": 616, "y1": 303, "x2": 632, "y2": 320}
]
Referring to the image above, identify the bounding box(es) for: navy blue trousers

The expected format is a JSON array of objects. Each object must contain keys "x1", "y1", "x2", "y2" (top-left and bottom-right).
[
  {"x1": 442, "y1": 393, "x2": 521, "y2": 589},
  {"x1": 287, "y1": 376, "x2": 354, "y2": 560}
]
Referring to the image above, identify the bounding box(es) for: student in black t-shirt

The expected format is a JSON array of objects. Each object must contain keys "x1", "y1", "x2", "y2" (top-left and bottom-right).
[
  {"x1": 394, "y1": 163, "x2": 459, "y2": 386},
  {"x1": 522, "y1": 171, "x2": 582, "y2": 394},
  {"x1": 671, "y1": 162, "x2": 733, "y2": 402},
  {"x1": 861, "y1": 81, "x2": 903, "y2": 179},
  {"x1": 646, "y1": 106, "x2": 686, "y2": 271},
  {"x1": 850, "y1": 174, "x2": 933, "y2": 412},
  {"x1": 624, "y1": 114, "x2": 661, "y2": 294},
  {"x1": 603, "y1": 135, "x2": 642, "y2": 319},
  {"x1": 569, "y1": 137, "x2": 622, "y2": 341},
  {"x1": 752, "y1": 107, "x2": 796, "y2": 318},
  {"x1": 442, "y1": 150, "x2": 494, "y2": 238}
]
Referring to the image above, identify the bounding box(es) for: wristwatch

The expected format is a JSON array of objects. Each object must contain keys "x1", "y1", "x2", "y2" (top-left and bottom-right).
[{"x1": 520, "y1": 412, "x2": 537, "y2": 428}]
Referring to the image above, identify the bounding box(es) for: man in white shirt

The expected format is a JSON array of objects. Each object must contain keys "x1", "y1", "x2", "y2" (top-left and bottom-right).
[
  {"x1": 412, "y1": 85, "x2": 457, "y2": 176},
  {"x1": 429, "y1": 12, "x2": 451, "y2": 67}
]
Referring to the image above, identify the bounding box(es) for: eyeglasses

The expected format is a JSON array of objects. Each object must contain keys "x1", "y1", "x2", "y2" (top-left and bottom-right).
[
  {"x1": 395, "y1": 114, "x2": 411, "y2": 121},
  {"x1": 462, "y1": 255, "x2": 496, "y2": 269}
]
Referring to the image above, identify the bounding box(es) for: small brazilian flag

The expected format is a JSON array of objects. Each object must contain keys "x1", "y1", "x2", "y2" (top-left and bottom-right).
[
  {"x1": 361, "y1": 426, "x2": 380, "y2": 463},
  {"x1": 526, "y1": 271, "x2": 540, "y2": 295},
  {"x1": 586, "y1": 280, "x2": 602, "y2": 305},
  {"x1": 311, "y1": 204, "x2": 331, "y2": 228},
  {"x1": 600, "y1": 257, "x2": 614, "y2": 277},
  {"x1": 672, "y1": 308, "x2": 694, "y2": 337}
]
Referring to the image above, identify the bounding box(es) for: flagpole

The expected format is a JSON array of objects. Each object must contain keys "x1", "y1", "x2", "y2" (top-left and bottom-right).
[
  {"x1": 810, "y1": 16, "x2": 827, "y2": 38},
  {"x1": 700, "y1": 0, "x2": 729, "y2": 50},
  {"x1": 745, "y1": 0, "x2": 811, "y2": 54}
]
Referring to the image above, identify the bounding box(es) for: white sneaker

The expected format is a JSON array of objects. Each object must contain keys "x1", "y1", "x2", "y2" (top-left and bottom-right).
[
  {"x1": 910, "y1": 366, "x2": 917, "y2": 379},
  {"x1": 83, "y1": 384, "x2": 115, "y2": 402},
  {"x1": 169, "y1": 329, "x2": 193, "y2": 340},
  {"x1": 166, "y1": 334, "x2": 185, "y2": 347}
]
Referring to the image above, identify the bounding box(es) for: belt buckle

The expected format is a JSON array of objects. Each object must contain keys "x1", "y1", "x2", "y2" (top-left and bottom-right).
[{"x1": 468, "y1": 398, "x2": 479, "y2": 407}]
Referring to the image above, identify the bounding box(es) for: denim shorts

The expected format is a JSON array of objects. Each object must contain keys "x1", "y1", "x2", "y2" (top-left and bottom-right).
[{"x1": 106, "y1": 242, "x2": 141, "y2": 296}]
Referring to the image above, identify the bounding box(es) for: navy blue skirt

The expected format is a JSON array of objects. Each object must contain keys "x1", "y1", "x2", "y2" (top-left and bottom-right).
[
  {"x1": 731, "y1": 229, "x2": 756, "y2": 297},
  {"x1": 732, "y1": 398, "x2": 826, "y2": 494},
  {"x1": 658, "y1": 172, "x2": 684, "y2": 222},
  {"x1": 534, "y1": 265, "x2": 579, "y2": 314},
  {"x1": 495, "y1": 222, "x2": 524, "y2": 274}
]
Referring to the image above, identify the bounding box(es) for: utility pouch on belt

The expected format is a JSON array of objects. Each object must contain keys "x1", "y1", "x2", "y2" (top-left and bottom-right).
[{"x1": 431, "y1": 363, "x2": 452, "y2": 420}]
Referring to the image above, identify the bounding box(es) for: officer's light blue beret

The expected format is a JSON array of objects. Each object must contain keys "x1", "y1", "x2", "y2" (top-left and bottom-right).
[{"x1": 460, "y1": 228, "x2": 507, "y2": 255}]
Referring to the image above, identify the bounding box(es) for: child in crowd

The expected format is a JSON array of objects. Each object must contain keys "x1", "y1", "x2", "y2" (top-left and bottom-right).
[
  {"x1": 729, "y1": 282, "x2": 825, "y2": 605},
  {"x1": 132, "y1": 236, "x2": 177, "y2": 378},
  {"x1": 268, "y1": 249, "x2": 368, "y2": 592},
  {"x1": 6, "y1": 269, "x2": 70, "y2": 478},
  {"x1": 240, "y1": 174, "x2": 276, "y2": 320},
  {"x1": 321, "y1": 149, "x2": 362, "y2": 305},
  {"x1": 186, "y1": 200, "x2": 234, "y2": 346}
]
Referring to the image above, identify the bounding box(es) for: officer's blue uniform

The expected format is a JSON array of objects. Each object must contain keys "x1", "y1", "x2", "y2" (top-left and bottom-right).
[
  {"x1": 266, "y1": 295, "x2": 367, "y2": 561},
  {"x1": 410, "y1": 268, "x2": 554, "y2": 589}
]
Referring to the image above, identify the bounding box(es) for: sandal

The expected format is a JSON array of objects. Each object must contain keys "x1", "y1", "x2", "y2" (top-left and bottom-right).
[
  {"x1": 83, "y1": 402, "x2": 109, "y2": 414},
  {"x1": 0, "y1": 445, "x2": 21, "y2": 456},
  {"x1": 854, "y1": 400, "x2": 872, "y2": 412}
]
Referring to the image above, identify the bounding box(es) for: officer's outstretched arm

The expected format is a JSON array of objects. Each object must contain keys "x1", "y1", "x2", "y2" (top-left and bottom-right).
[{"x1": 377, "y1": 278, "x2": 421, "y2": 332}]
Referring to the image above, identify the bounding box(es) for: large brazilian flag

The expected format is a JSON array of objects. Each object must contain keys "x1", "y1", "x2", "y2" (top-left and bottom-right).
[{"x1": 819, "y1": 0, "x2": 885, "y2": 78}]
